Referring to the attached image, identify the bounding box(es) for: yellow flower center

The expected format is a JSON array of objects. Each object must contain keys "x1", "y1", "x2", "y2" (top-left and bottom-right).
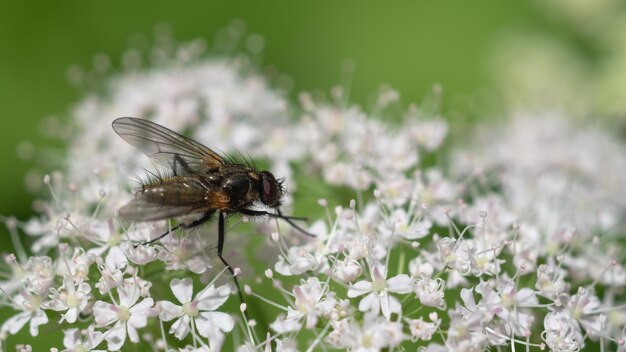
[
  {"x1": 371, "y1": 278, "x2": 387, "y2": 293},
  {"x1": 117, "y1": 306, "x2": 130, "y2": 321},
  {"x1": 183, "y1": 302, "x2": 199, "y2": 317},
  {"x1": 108, "y1": 232, "x2": 121, "y2": 246},
  {"x1": 66, "y1": 292, "x2": 78, "y2": 307}
]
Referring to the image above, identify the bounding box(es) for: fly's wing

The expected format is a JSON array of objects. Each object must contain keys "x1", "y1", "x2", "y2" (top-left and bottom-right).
[
  {"x1": 118, "y1": 196, "x2": 207, "y2": 222},
  {"x1": 112, "y1": 117, "x2": 225, "y2": 174},
  {"x1": 118, "y1": 178, "x2": 231, "y2": 222}
]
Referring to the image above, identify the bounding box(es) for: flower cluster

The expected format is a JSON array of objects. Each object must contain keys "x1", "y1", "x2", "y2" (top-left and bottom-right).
[{"x1": 2, "y1": 25, "x2": 626, "y2": 351}]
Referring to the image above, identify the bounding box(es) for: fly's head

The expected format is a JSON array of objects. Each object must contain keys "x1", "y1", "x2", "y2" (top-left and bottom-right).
[{"x1": 259, "y1": 170, "x2": 284, "y2": 208}]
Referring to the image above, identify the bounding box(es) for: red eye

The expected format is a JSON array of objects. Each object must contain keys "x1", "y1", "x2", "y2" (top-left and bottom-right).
[{"x1": 260, "y1": 171, "x2": 280, "y2": 207}]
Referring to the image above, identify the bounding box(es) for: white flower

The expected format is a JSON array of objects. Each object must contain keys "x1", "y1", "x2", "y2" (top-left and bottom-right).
[
  {"x1": 332, "y1": 258, "x2": 363, "y2": 283},
  {"x1": 274, "y1": 245, "x2": 320, "y2": 276},
  {"x1": 177, "y1": 344, "x2": 211, "y2": 352},
  {"x1": 326, "y1": 314, "x2": 407, "y2": 351},
  {"x1": 23, "y1": 215, "x2": 65, "y2": 253},
  {"x1": 445, "y1": 302, "x2": 488, "y2": 350},
  {"x1": 462, "y1": 280, "x2": 538, "y2": 337},
  {"x1": 120, "y1": 241, "x2": 158, "y2": 266},
  {"x1": 94, "y1": 264, "x2": 123, "y2": 295},
  {"x1": 158, "y1": 278, "x2": 233, "y2": 350},
  {"x1": 408, "y1": 256, "x2": 435, "y2": 278},
  {"x1": 407, "y1": 117, "x2": 448, "y2": 151},
  {"x1": 55, "y1": 247, "x2": 94, "y2": 283},
  {"x1": 271, "y1": 277, "x2": 333, "y2": 333},
  {"x1": 561, "y1": 288, "x2": 603, "y2": 338},
  {"x1": 453, "y1": 114, "x2": 626, "y2": 241},
  {"x1": 22, "y1": 256, "x2": 55, "y2": 296},
  {"x1": 379, "y1": 208, "x2": 432, "y2": 241},
  {"x1": 61, "y1": 326, "x2": 104, "y2": 352},
  {"x1": 436, "y1": 237, "x2": 471, "y2": 274},
  {"x1": 347, "y1": 262, "x2": 413, "y2": 319},
  {"x1": 0, "y1": 290, "x2": 48, "y2": 336},
  {"x1": 84, "y1": 220, "x2": 128, "y2": 270},
  {"x1": 45, "y1": 277, "x2": 92, "y2": 323},
  {"x1": 275, "y1": 337, "x2": 298, "y2": 352},
  {"x1": 414, "y1": 277, "x2": 446, "y2": 309},
  {"x1": 157, "y1": 234, "x2": 214, "y2": 274},
  {"x1": 542, "y1": 312, "x2": 583, "y2": 352},
  {"x1": 93, "y1": 282, "x2": 154, "y2": 351},
  {"x1": 407, "y1": 312, "x2": 441, "y2": 341},
  {"x1": 535, "y1": 262, "x2": 569, "y2": 299}
]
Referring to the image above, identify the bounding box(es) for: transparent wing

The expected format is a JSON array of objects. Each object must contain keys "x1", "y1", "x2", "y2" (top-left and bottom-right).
[
  {"x1": 118, "y1": 178, "x2": 230, "y2": 222},
  {"x1": 118, "y1": 195, "x2": 210, "y2": 221},
  {"x1": 112, "y1": 117, "x2": 224, "y2": 174}
]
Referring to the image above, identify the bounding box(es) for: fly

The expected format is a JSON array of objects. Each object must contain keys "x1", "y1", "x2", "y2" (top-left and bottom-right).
[{"x1": 112, "y1": 117, "x2": 312, "y2": 303}]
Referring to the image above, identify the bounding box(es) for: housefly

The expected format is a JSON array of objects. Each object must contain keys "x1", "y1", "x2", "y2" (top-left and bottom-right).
[{"x1": 112, "y1": 117, "x2": 312, "y2": 302}]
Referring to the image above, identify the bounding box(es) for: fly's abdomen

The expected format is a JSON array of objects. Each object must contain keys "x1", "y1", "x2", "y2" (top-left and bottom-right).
[
  {"x1": 141, "y1": 179, "x2": 205, "y2": 205},
  {"x1": 119, "y1": 177, "x2": 215, "y2": 222}
]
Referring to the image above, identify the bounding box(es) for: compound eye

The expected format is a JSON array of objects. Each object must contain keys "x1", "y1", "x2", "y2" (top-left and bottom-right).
[{"x1": 261, "y1": 171, "x2": 280, "y2": 207}]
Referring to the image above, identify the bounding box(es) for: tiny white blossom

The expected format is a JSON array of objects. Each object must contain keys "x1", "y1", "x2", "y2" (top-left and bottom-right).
[
  {"x1": 347, "y1": 263, "x2": 413, "y2": 319},
  {"x1": 45, "y1": 277, "x2": 92, "y2": 323},
  {"x1": 23, "y1": 256, "x2": 55, "y2": 296},
  {"x1": 561, "y1": 288, "x2": 603, "y2": 338},
  {"x1": 271, "y1": 277, "x2": 333, "y2": 333},
  {"x1": 332, "y1": 258, "x2": 363, "y2": 283},
  {"x1": 157, "y1": 234, "x2": 214, "y2": 274},
  {"x1": 414, "y1": 277, "x2": 446, "y2": 309},
  {"x1": 1, "y1": 290, "x2": 48, "y2": 336},
  {"x1": 94, "y1": 264, "x2": 123, "y2": 295},
  {"x1": 55, "y1": 247, "x2": 94, "y2": 283},
  {"x1": 61, "y1": 326, "x2": 104, "y2": 352},
  {"x1": 158, "y1": 278, "x2": 234, "y2": 350},
  {"x1": 93, "y1": 281, "x2": 154, "y2": 351},
  {"x1": 274, "y1": 246, "x2": 319, "y2": 276},
  {"x1": 543, "y1": 312, "x2": 583, "y2": 352},
  {"x1": 407, "y1": 312, "x2": 441, "y2": 341},
  {"x1": 462, "y1": 280, "x2": 538, "y2": 337},
  {"x1": 326, "y1": 314, "x2": 407, "y2": 350}
]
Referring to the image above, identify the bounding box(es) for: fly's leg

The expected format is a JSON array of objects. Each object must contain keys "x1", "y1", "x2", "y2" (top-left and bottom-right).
[
  {"x1": 135, "y1": 224, "x2": 180, "y2": 247},
  {"x1": 218, "y1": 211, "x2": 245, "y2": 304},
  {"x1": 136, "y1": 212, "x2": 212, "y2": 247}
]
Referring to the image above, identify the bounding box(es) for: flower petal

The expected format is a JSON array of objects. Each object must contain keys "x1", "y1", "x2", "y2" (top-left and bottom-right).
[
  {"x1": 196, "y1": 284, "x2": 230, "y2": 311},
  {"x1": 63, "y1": 328, "x2": 80, "y2": 349},
  {"x1": 126, "y1": 320, "x2": 139, "y2": 343},
  {"x1": 196, "y1": 311, "x2": 235, "y2": 337},
  {"x1": 170, "y1": 315, "x2": 191, "y2": 340},
  {"x1": 105, "y1": 321, "x2": 126, "y2": 351},
  {"x1": 158, "y1": 301, "x2": 183, "y2": 321},
  {"x1": 387, "y1": 274, "x2": 413, "y2": 293},
  {"x1": 170, "y1": 278, "x2": 193, "y2": 304},
  {"x1": 93, "y1": 300, "x2": 118, "y2": 327},
  {"x1": 29, "y1": 309, "x2": 48, "y2": 336},
  {"x1": 129, "y1": 298, "x2": 154, "y2": 329},
  {"x1": 62, "y1": 307, "x2": 79, "y2": 324},
  {"x1": 3, "y1": 312, "x2": 30, "y2": 335},
  {"x1": 358, "y1": 292, "x2": 380, "y2": 315},
  {"x1": 347, "y1": 280, "x2": 372, "y2": 298},
  {"x1": 117, "y1": 283, "x2": 140, "y2": 308},
  {"x1": 105, "y1": 245, "x2": 128, "y2": 269}
]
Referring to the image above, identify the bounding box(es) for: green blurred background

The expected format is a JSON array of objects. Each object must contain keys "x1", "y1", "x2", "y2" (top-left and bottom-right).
[
  {"x1": 0, "y1": 0, "x2": 556, "y2": 227},
  {"x1": 3, "y1": 0, "x2": 624, "y2": 350}
]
